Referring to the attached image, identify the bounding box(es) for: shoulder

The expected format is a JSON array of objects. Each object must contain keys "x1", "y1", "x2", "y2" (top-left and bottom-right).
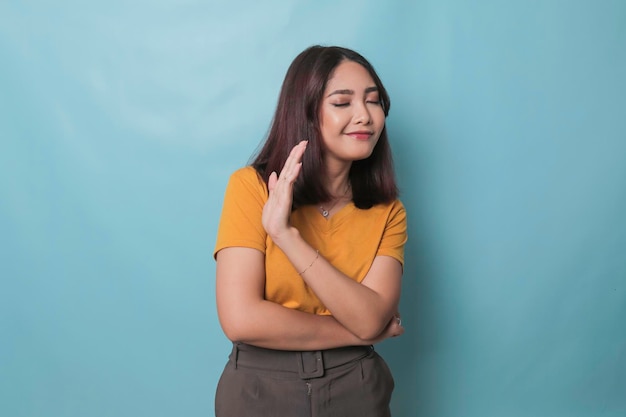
[
  {"x1": 367, "y1": 199, "x2": 407, "y2": 238},
  {"x1": 389, "y1": 199, "x2": 406, "y2": 221},
  {"x1": 229, "y1": 166, "x2": 265, "y2": 187},
  {"x1": 215, "y1": 167, "x2": 269, "y2": 257},
  {"x1": 374, "y1": 199, "x2": 407, "y2": 259},
  {"x1": 386, "y1": 199, "x2": 406, "y2": 214},
  {"x1": 363, "y1": 199, "x2": 406, "y2": 221},
  {"x1": 225, "y1": 166, "x2": 268, "y2": 198}
]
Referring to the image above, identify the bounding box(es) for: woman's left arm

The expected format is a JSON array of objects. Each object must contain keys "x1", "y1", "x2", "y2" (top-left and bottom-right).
[
  {"x1": 275, "y1": 230, "x2": 402, "y2": 341},
  {"x1": 263, "y1": 142, "x2": 403, "y2": 340}
]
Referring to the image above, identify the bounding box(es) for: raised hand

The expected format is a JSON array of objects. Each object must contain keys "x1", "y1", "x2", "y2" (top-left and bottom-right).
[{"x1": 262, "y1": 141, "x2": 308, "y2": 244}]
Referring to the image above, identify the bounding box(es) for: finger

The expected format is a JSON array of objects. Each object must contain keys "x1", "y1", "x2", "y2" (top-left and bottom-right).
[
  {"x1": 268, "y1": 171, "x2": 278, "y2": 192},
  {"x1": 274, "y1": 162, "x2": 301, "y2": 204},
  {"x1": 289, "y1": 142, "x2": 307, "y2": 180},
  {"x1": 281, "y1": 143, "x2": 304, "y2": 181},
  {"x1": 291, "y1": 162, "x2": 303, "y2": 182},
  {"x1": 279, "y1": 141, "x2": 307, "y2": 182}
]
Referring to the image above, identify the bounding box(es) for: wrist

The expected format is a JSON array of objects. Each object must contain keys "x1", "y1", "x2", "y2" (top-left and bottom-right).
[{"x1": 271, "y1": 227, "x2": 301, "y2": 249}]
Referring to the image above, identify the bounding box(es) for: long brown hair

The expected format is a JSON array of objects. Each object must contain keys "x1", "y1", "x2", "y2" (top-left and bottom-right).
[{"x1": 252, "y1": 45, "x2": 398, "y2": 209}]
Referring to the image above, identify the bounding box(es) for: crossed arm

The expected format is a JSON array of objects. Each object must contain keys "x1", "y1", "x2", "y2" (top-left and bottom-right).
[
  {"x1": 216, "y1": 247, "x2": 402, "y2": 350},
  {"x1": 216, "y1": 141, "x2": 404, "y2": 350}
]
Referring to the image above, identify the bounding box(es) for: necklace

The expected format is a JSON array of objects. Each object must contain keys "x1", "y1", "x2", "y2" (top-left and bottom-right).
[
  {"x1": 319, "y1": 185, "x2": 351, "y2": 218},
  {"x1": 319, "y1": 200, "x2": 340, "y2": 218}
]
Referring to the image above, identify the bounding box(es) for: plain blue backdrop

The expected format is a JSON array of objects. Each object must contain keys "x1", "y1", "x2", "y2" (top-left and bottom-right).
[{"x1": 1, "y1": 1, "x2": 625, "y2": 416}]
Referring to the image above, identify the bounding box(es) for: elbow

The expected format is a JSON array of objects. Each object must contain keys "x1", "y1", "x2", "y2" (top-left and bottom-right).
[
  {"x1": 220, "y1": 323, "x2": 241, "y2": 343},
  {"x1": 355, "y1": 329, "x2": 382, "y2": 341},
  {"x1": 220, "y1": 320, "x2": 254, "y2": 344},
  {"x1": 219, "y1": 306, "x2": 267, "y2": 344},
  {"x1": 217, "y1": 299, "x2": 266, "y2": 344},
  {"x1": 355, "y1": 329, "x2": 379, "y2": 341},
  {"x1": 218, "y1": 312, "x2": 249, "y2": 343},
  {"x1": 351, "y1": 309, "x2": 396, "y2": 341},
  {"x1": 353, "y1": 320, "x2": 387, "y2": 341}
]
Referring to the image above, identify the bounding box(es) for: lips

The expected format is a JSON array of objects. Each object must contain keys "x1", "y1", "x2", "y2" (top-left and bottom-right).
[{"x1": 345, "y1": 131, "x2": 373, "y2": 140}]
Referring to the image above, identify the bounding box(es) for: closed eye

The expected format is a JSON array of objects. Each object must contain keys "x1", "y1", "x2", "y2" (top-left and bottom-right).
[
  {"x1": 331, "y1": 103, "x2": 350, "y2": 107},
  {"x1": 366, "y1": 93, "x2": 380, "y2": 105}
]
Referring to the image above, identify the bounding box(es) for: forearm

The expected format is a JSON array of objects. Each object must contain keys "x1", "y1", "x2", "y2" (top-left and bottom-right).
[
  {"x1": 217, "y1": 247, "x2": 378, "y2": 350},
  {"x1": 219, "y1": 299, "x2": 369, "y2": 350},
  {"x1": 275, "y1": 229, "x2": 399, "y2": 340},
  {"x1": 259, "y1": 142, "x2": 399, "y2": 339}
]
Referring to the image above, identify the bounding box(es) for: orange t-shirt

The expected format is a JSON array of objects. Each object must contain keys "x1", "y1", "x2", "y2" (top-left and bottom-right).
[{"x1": 214, "y1": 166, "x2": 407, "y2": 315}]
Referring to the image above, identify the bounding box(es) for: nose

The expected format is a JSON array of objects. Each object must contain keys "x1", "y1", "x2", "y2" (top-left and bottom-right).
[{"x1": 354, "y1": 102, "x2": 372, "y2": 125}]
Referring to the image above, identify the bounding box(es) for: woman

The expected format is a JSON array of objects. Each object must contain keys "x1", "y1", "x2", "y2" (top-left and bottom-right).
[{"x1": 214, "y1": 45, "x2": 407, "y2": 417}]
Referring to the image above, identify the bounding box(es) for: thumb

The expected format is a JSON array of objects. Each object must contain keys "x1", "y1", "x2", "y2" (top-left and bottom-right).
[{"x1": 267, "y1": 171, "x2": 278, "y2": 192}]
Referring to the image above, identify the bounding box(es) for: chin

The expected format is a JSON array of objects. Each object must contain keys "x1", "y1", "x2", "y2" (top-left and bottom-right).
[{"x1": 348, "y1": 150, "x2": 375, "y2": 161}]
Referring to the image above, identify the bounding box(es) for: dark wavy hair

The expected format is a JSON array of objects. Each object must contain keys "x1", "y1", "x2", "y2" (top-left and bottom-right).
[{"x1": 251, "y1": 45, "x2": 398, "y2": 209}]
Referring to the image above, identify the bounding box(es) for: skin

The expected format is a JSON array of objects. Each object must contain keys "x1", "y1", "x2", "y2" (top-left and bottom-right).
[
  {"x1": 216, "y1": 60, "x2": 404, "y2": 350},
  {"x1": 319, "y1": 60, "x2": 387, "y2": 196}
]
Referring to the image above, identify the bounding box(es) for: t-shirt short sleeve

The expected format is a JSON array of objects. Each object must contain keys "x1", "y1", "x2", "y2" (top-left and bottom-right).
[
  {"x1": 376, "y1": 200, "x2": 407, "y2": 267},
  {"x1": 213, "y1": 167, "x2": 268, "y2": 258}
]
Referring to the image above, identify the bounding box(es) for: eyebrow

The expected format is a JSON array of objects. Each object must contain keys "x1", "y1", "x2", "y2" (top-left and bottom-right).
[{"x1": 327, "y1": 86, "x2": 379, "y2": 97}]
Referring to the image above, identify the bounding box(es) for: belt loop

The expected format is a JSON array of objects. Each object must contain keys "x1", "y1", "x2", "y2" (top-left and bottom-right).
[{"x1": 233, "y1": 343, "x2": 240, "y2": 370}]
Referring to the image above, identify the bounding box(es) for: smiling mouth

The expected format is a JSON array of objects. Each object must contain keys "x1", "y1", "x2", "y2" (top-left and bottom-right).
[{"x1": 345, "y1": 131, "x2": 373, "y2": 140}]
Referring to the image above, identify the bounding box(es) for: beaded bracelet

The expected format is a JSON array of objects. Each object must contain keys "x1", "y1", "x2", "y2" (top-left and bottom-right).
[{"x1": 298, "y1": 250, "x2": 319, "y2": 275}]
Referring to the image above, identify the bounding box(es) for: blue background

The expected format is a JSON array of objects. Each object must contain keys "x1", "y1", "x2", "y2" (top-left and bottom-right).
[{"x1": 1, "y1": 1, "x2": 625, "y2": 416}]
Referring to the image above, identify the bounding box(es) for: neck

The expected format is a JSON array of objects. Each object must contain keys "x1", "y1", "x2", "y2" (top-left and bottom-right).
[
  {"x1": 318, "y1": 173, "x2": 351, "y2": 219},
  {"x1": 323, "y1": 161, "x2": 352, "y2": 199}
]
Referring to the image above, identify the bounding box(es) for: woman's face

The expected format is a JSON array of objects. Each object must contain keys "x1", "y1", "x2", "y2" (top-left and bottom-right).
[{"x1": 318, "y1": 60, "x2": 385, "y2": 168}]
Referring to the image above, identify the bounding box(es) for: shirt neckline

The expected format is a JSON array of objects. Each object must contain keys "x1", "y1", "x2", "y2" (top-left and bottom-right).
[{"x1": 299, "y1": 202, "x2": 357, "y2": 232}]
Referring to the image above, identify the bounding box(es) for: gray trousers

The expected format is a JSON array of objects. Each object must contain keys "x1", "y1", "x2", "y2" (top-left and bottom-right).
[{"x1": 215, "y1": 343, "x2": 394, "y2": 417}]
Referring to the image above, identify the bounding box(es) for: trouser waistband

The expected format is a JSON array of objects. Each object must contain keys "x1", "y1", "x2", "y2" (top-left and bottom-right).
[{"x1": 230, "y1": 342, "x2": 374, "y2": 379}]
